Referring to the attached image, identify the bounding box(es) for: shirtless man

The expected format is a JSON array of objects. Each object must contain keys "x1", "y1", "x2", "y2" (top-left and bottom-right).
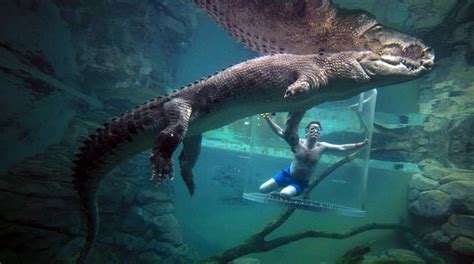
[{"x1": 259, "y1": 114, "x2": 368, "y2": 198}]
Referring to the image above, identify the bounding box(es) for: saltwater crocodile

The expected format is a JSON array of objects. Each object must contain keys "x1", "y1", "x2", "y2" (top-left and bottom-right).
[
  {"x1": 73, "y1": 49, "x2": 433, "y2": 262},
  {"x1": 73, "y1": 1, "x2": 435, "y2": 262}
]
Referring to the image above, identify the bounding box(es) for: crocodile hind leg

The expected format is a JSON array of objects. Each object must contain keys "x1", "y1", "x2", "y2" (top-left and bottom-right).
[
  {"x1": 150, "y1": 98, "x2": 192, "y2": 183},
  {"x1": 179, "y1": 134, "x2": 202, "y2": 196},
  {"x1": 283, "y1": 111, "x2": 305, "y2": 152}
]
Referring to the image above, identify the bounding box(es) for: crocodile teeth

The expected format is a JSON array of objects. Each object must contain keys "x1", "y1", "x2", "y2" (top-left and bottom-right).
[
  {"x1": 381, "y1": 54, "x2": 402, "y2": 65},
  {"x1": 400, "y1": 59, "x2": 420, "y2": 72}
]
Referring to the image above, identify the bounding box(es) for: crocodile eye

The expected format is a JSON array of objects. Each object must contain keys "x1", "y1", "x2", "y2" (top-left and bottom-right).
[
  {"x1": 372, "y1": 25, "x2": 383, "y2": 31},
  {"x1": 367, "y1": 24, "x2": 383, "y2": 32},
  {"x1": 365, "y1": 39, "x2": 383, "y2": 53},
  {"x1": 382, "y1": 44, "x2": 403, "y2": 55}
]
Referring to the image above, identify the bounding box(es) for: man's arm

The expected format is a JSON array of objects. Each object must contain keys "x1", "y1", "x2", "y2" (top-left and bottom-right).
[
  {"x1": 261, "y1": 113, "x2": 284, "y2": 138},
  {"x1": 321, "y1": 139, "x2": 368, "y2": 151},
  {"x1": 262, "y1": 112, "x2": 304, "y2": 153}
]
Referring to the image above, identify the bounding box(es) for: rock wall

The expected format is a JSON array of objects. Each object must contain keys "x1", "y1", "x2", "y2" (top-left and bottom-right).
[
  {"x1": 408, "y1": 160, "x2": 474, "y2": 260},
  {"x1": 0, "y1": 0, "x2": 198, "y2": 173},
  {"x1": 402, "y1": 16, "x2": 474, "y2": 263},
  {"x1": 330, "y1": 2, "x2": 474, "y2": 261},
  {"x1": 0, "y1": 0, "x2": 200, "y2": 263},
  {"x1": 335, "y1": 0, "x2": 470, "y2": 35}
]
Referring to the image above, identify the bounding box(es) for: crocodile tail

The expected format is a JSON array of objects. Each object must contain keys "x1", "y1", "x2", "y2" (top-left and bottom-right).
[
  {"x1": 72, "y1": 133, "x2": 108, "y2": 264},
  {"x1": 72, "y1": 97, "x2": 167, "y2": 263},
  {"x1": 73, "y1": 151, "x2": 103, "y2": 264},
  {"x1": 72, "y1": 121, "x2": 135, "y2": 263},
  {"x1": 75, "y1": 179, "x2": 98, "y2": 264}
]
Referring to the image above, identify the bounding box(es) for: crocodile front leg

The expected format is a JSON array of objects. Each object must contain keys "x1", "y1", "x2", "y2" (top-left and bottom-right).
[
  {"x1": 179, "y1": 134, "x2": 202, "y2": 196},
  {"x1": 150, "y1": 98, "x2": 192, "y2": 183},
  {"x1": 284, "y1": 79, "x2": 312, "y2": 98},
  {"x1": 284, "y1": 66, "x2": 327, "y2": 98}
]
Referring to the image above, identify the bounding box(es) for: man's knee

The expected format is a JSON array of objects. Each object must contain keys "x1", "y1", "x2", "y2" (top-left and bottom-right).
[
  {"x1": 280, "y1": 185, "x2": 297, "y2": 198},
  {"x1": 259, "y1": 179, "x2": 277, "y2": 193},
  {"x1": 259, "y1": 183, "x2": 272, "y2": 193}
]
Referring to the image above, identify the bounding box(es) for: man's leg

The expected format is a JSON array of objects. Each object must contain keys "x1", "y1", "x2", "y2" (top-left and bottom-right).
[
  {"x1": 260, "y1": 168, "x2": 288, "y2": 193},
  {"x1": 259, "y1": 178, "x2": 279, "y2": 193},
  {"x1": 279, "y1": 185, "x2": 298, "y2": 198}
]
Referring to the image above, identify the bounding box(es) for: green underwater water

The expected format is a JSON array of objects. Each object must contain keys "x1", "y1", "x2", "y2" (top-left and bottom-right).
[
  {"x1": 173, "y1": 144, "x2": 411, "y2": 263},
  {"x1": 173, "y1": 147, "x2": 412, "y2": 263},
  {"x1": 1, "y1": 0, "x2": 473, "y2": 263}
]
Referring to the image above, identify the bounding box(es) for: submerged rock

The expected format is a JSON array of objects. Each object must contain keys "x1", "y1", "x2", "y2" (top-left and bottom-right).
[
  {"x1": 136, "y1": 189, "x2": 172, "y2": 204},
  {"x1": 409, "y1": 173, "x2": 439, "y2": 191},
  {"x1": 439, "y1": 181, "x2": 474, "y2": 201},
  {"x1": 409, "y1": 162, "x2": 474, "y2": 261},
  {"x1": 362, "y1": 249, "x2": 426, "y2": 264},
  {"x1": 102, "y1": 231, "x2": 148, "y2": 252},
  {"x1": 337, "y1": 244, "x2": 371, "y2": 264},
  {"x1": 418, "y1": 190, "x2": 453, "y2": 217},
  {"x1": 231, "y1": 257, "x2": 261, "y2": 264},
  {"x1": 451, "y1": 236, "x2": 474, "y2": 256},
  {"x1": 422, "y1": 166, "x2": 451, "y2": 181},
  {"x1": 423, "y1": 230, "x2": 451, "y2": 249},
  {"x1": 137, "y1": 251, "x2": 163, "y2": 264},
  {"x1": 439, "y1": 171, "x2": 474, "y2": 184},
  {"x1": 442, "y1": 214, "x2": 474, "y2": 240}
]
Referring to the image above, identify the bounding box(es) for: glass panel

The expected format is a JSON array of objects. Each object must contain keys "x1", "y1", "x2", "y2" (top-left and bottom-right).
[{"x1": 242, "y1": 90, "x2": 377, "y2": 216}]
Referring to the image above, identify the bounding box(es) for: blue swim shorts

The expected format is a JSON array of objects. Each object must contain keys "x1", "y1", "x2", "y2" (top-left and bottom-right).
[{"x1": 273, "y1": 167, "x2": 309, "y2": 195}]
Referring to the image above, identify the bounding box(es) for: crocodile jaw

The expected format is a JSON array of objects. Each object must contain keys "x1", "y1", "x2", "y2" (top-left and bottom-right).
[
  {"x1": 358, "y1": 48, "x2": 434, "y2": 78},
  {"x1": 358, "y1": 24, "x2": 435, "y2": 78}
]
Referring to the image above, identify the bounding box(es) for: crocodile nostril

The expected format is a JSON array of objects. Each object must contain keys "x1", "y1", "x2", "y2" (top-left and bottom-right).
[
  {"x1": 422, "y1": 47, "x2": 435, "y2": 58},
  {"x1": 421, "y1": 59, "x2": 434, "y2": 70},
  {"x1": 423, "y1": 47, "x2": 433, "y2": 53}
]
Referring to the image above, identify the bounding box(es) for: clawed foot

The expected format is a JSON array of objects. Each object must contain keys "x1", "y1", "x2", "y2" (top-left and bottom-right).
[
  {"x1": 284, "y1": 80, "x2": 310, "y2": 98},
  {"x1": 180, "y1": 166, "x2": 196, "y2": 196},
  {"x1": 149, "y1": 152, "x2": 174, "y2": 184}
]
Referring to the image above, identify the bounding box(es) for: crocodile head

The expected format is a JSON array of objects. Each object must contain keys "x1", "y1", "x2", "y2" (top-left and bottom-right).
[{"x1": 357, "y1": 25, "x2": 435, "y2": 80}]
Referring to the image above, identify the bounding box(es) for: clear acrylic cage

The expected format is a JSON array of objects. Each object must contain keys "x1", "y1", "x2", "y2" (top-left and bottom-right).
[{"x1": 238, "y1": 89, "x2": 378, "y2": 217}]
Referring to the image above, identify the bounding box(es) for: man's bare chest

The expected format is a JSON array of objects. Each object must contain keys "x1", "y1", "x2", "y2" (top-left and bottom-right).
[{"x1": 294, "y1": 142, "x2": 323, "y2": 164}]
